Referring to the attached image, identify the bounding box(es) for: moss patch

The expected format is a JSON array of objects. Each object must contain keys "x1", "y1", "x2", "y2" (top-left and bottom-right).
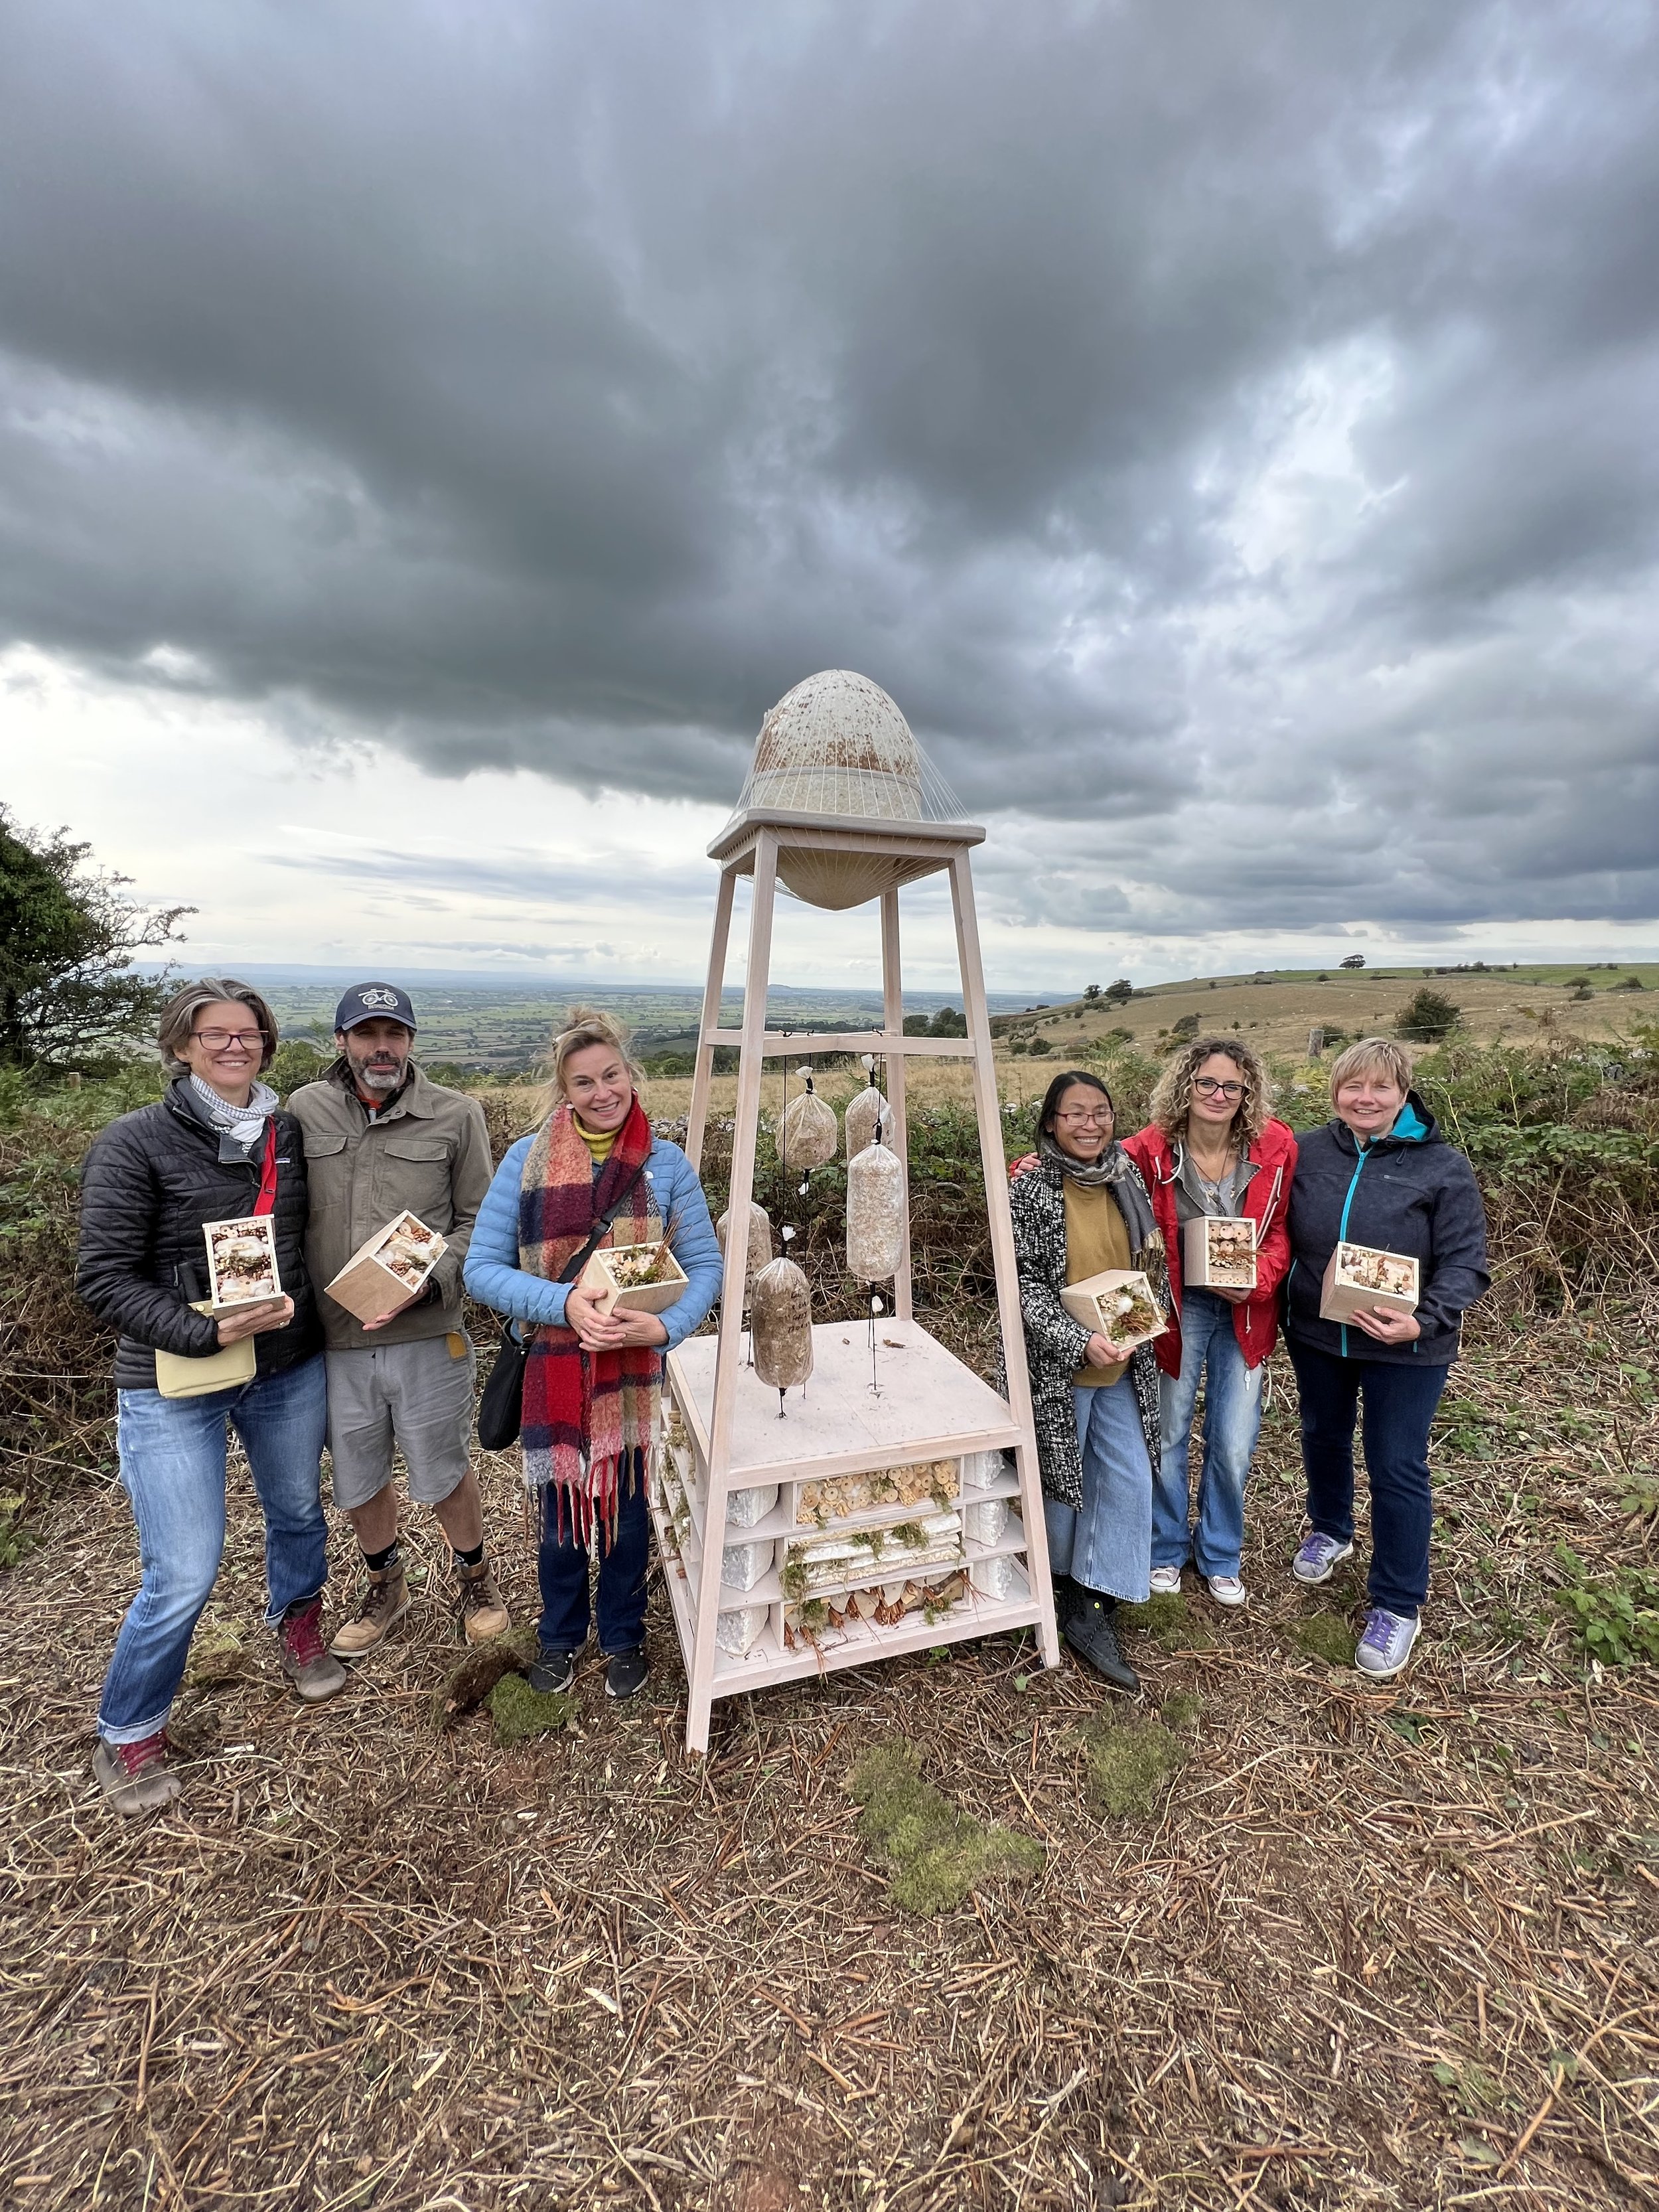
[
  {"x1": 1080, "y1": 1718, "x2": 1187, "y2": 1817},
  {"x1": 184, "y1": 1622, "x2": 250, "y2": 1688},
  {"x1": 848, "y1": 1739, "x2": 1043, "y2": 1917},
  {"x1": 489, "y1": 1670, "x2": 575, "y2": 1747},
  {"x1": 1116, "y1": 1592, "x2": 1216, "y2": 1652},
  {"x1": 431, "y1": 1621, "x2": 540, "y2": 1730},
  {"x1": 1160, "y1": 1690, "x2": 1204, "y2": 1732},
  {"x1": 1295, "y1": 1612, "x2": 1358, "y2": 1668}
]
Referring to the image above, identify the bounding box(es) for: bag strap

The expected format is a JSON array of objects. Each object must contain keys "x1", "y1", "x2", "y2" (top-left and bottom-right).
[
  {"x1": 253, "y1": 1124, "x2": 279, "y2": 1217},
  {"x1": 555, "y1": 1161, "x2": 648, "y2": 1286}
]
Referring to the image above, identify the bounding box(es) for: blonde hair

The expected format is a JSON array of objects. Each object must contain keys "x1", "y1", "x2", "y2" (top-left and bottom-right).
[
  {"x1": 157, "y1": 978, "x2": 278, "y2": 1076},
  {"x1": 1147, "y1": 1035, "x2": 1270, "y2": 1145},
  {"x1": 1328, "y1": 1035, "x2": 1414, "y2": 1104},
  {"x1": 546, "y1": 1005, "x2": 644, "y2": 1106}
]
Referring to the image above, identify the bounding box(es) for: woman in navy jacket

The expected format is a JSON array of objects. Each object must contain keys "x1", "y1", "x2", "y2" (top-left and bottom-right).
[{"x1": 1284, "y1": 1037, "x2": 1488, "y2": 1680}]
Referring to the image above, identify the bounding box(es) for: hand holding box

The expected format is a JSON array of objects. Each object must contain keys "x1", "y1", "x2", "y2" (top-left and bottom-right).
[
  {"x1": 325, "y1": 1209, "x2": 448, "y2": 1324},
  {"x1": 203, "y1": 1215, "x2": 284, "y2": 1318},
  {"x1": 1182, "y1": 1214, "x2": 1257, "y2": 1291},
  {"x1": 1058, "y1": 1268, "x2": 1166, "y2": 1353},
  {"x1": 579, "y1": 1239, "x2": 690, "y2": 1317},
  {"x1": 1319, "y1": 1241, "x2": 1419, "y2": 1322}
]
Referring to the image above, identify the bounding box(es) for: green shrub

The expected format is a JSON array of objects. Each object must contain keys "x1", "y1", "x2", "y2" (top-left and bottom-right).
[
  {"x1": 1553, "y1": 1546, "x2": 1659, "y2": 1667},
  {"x1": 1396, "y1": 988, "x2": 1462, "y2": 1042}
]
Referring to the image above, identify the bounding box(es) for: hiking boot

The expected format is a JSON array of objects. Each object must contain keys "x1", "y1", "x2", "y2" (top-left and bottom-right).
[
  {"x1": 1204, "y1": 1574, "x2": 1248, "y2": 1608},
  {"x1": 529, "y1": 1647, "x2": 576, "y2": 1694},
  {"x1": 330, "y1": 1565, "x2": 410, "y2": 1659},
  {"x1": 1292, "y1": 1532, "x2": 1354, "y2": 1585},
  {"x1": 455, "y1": 1556, "x2": 510, "y2": 1645},
  {"x1": 1149, "y1": 1564, "x2": 1184, "y2": 1595},
  {"x1": 1063, "y1": 1595, "x2": 1139, "y2": 1692},
  {"x1": 92, "y1": 1732, "x2": 182, "y2": 1818},
  {"x1": 605, "y1": 1647, "x2": 649, "y2": 1700},
  {"x1": 277, "y1": 1597, "x2": 349, "y2": 1702},
  {"x1": 1355, "y1": 1606, "x2": 1420, "y2": 1680}
]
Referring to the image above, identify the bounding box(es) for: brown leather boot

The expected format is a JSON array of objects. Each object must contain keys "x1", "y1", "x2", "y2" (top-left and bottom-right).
[
  {"x1": 329, "y1": 1566, "x2": 410, "y2": 1659},
  {"x1": 455, "y1": 1556, "x2": 510, "y2": 1645}
]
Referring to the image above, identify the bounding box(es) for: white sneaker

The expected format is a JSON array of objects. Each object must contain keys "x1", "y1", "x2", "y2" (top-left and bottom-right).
[
  {"x1": 1148, "y1": 1565, "x2": 1183, "y2": 1595},
  {"x1": 1204, "y1": 1575, "x2": 1248, "y2": 1607}
]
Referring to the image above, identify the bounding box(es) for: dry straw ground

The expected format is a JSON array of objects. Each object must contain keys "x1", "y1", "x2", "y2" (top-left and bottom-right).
[{"x1": 2, "y1": 1063, "x2": 1657, "y2": 2209}]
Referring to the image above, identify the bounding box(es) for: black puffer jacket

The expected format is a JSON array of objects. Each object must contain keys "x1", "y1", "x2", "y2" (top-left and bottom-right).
[{"x1": 76, "y1": 1080, "x2": 322, "y2": 1390}]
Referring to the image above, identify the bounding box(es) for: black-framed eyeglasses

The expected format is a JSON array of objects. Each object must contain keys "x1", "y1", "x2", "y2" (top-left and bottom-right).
[
  {"x1": 1192, "y1": 1077, "x2": 1244, "y2": 1100},
  {"x1": 193, "y1": 1028, "x2": 267, "y2": 1049}
]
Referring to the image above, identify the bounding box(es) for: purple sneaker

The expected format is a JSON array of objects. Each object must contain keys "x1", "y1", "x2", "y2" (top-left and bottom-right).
[
  {"x1": 1355, "y1": 1607, "x2": 1420, "y2": 1679},
  {"x1": 1292, "y1": 1532, "x2": 1354, "y2": 1585}
]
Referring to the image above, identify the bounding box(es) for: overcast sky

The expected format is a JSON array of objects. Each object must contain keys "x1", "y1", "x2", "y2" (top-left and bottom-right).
[{"x1": 3, "y1": 0, "x2": 1657, "y2": 990}]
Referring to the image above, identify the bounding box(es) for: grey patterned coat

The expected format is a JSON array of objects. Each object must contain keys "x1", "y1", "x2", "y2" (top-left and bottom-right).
[{"x1": 1005, "y1": 1154, "x2": 1163, "y2": 1513}]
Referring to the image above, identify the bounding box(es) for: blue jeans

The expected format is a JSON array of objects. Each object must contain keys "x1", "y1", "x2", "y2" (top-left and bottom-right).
[
  {"x1": 537, "y1": 1471, "x2": 650, "y2": 1655},
  {"x1": 1286, "y1": 1337, "x2": 1449, "y2": 1617},
  {"x1": 1044, "y1": 1377, "x2": 1153, "y2": 1604},
  {"x1": 99, "y1": 1356, "x2": 330, "y2": 1744},
  {"x1": 1155, "y1": 1288, "x2": 1263, "y2": 1578}
]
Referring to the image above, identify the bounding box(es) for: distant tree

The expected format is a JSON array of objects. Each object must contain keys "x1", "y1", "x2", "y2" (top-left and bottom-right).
[
  {"x1": 902, "y1": 1013, "x2": 931, "y2": 1035},
  {"x1": 1027, "y1": 1035, "x2": 1052, "y2": 1055},
  {"x1": 1083, "y1": 984, "x2": 1102, "y2": 1001},
  {"x1": 1615, "y1": 974, "x2": 1645, "y2": 992},
  {"x1": 928, "y1": 1005, "x2": 968, "y2": 1037},
  {"x1": 1170, "y1": 1012, "x2": 1200, "y2": 1041},
  {"x1": 1396, "y1": 988, "x2": 1461, "y2": 1042},
  {"x1": 0, "y1": 806, "x2": 191, "y2": 1070},
  {"x1": 1102, "y1": 979, "x2": 1134, "y2": 1006},
  {"x1": 1339, "y1": 954, "x2": 1366, "y2": 970}
]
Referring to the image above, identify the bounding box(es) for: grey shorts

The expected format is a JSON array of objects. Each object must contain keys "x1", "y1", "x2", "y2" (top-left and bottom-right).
[{"x1": 325, "y1": 1334, "x2": 476, "y2": 1510}]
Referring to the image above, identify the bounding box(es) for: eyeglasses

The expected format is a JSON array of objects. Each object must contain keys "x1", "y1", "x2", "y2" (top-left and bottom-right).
[
  {"x1": 193, "y1": 1028, "x2": 267, "y2": 1049},
  {"x1": 1056, "y1": 1109, "x2": 1114, "y2": 1126},
  {"x1": 1192, "y1": 1078, "x2": 1244, "y2": 1100}
]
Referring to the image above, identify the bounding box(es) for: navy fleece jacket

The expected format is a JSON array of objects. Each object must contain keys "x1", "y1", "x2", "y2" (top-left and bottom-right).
[{"x1": 1285, "y1": 1091, "x2": 1490, "y2": 1365}]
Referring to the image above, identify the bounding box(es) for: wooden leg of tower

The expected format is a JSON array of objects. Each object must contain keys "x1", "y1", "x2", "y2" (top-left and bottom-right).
[
  {"x1": 879, "y1": 888, "x2": 913, "y2": 1323},
  {"x1": 948, "y1": 853, "x2": 1060, "y2": 1668},
  {"x1": 685, "y1": 865, "x2": 737, "y2": 1177},
  {"x1": 686, "y1": 834, "x2": 778, "y2": 1755}
]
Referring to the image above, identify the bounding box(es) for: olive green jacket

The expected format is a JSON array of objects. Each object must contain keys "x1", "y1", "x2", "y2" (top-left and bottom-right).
[{"x1": 289, "y1": 1061, "x2": 493, "y2": 1352}]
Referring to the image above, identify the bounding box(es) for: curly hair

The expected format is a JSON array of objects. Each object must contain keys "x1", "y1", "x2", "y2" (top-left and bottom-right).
[{"x1": 1147, "y1": 1035, "x2": 1270, "y2": 1145}]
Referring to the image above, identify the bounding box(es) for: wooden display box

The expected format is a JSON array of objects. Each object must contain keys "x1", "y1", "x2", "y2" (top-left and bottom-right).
[
  {"x1": 581, "y1": 1240, "x2": 689, "y2": 1316},
  {"x1": 1059, "y1": 1268, "x2": 1165, "y2": 1351},
  {"x1": 325, "y1": 1210, "x2": 447, "y2": 1323},
  {"x1": 1319, "y1": 1241, "x2": 1419, "y2": 1322},
  {"x1": 1182, "y1": 1214, "x2": 1257, "y2": 1291},
  {"x1": 203, "y1": 1215, "x2": 284, "y2": 1318}
]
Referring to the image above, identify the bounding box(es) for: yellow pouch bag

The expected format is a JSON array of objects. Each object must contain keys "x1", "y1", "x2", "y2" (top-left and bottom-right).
[{"x1": 154, "y1": 1301, "x2": 255, "y2": 1400}]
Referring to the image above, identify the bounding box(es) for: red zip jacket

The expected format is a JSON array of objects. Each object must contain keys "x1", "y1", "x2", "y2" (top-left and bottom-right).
[{"x1": 1122, "y1": 1118, "x2": 1297, "y2": 1376}]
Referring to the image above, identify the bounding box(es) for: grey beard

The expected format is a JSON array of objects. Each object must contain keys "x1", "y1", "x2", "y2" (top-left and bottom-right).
[{"x1": 355, "y1": 1062, "x2": 403, "y2": 1092}]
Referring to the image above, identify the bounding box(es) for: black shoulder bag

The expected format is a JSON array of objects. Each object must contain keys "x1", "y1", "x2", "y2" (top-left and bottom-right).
[{"x1": 475, "y1": 1163, "x2": 648, "y2": 1452}]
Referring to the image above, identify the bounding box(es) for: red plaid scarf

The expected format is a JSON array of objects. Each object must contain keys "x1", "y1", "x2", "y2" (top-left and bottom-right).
[{"x1": 518, "y1": 1098, "x2": 658, "y2": 1545}]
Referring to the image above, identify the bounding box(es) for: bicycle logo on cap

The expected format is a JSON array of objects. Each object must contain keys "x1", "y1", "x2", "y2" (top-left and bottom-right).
[{"x1": 360, "y1": 988, "x2": 399, "y2": 1009}]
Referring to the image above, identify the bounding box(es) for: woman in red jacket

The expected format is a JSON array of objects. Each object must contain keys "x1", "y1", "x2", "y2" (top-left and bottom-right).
[{"x1": 1123, "y1": 1037, "x2": 1295, "y2": 1607}]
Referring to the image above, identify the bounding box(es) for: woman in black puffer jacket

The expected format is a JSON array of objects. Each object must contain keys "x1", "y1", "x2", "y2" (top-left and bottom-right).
[{"x1": 76, "y1": 979, "x2": 346, "y2": 1817}]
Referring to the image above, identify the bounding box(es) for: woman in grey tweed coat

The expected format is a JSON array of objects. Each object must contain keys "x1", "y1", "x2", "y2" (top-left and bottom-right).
[{"x1": 1009, "y1": 1069, "x2": 1161, "y2": 1692}]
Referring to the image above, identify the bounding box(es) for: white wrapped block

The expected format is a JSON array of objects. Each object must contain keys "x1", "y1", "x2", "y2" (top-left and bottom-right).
[
  {"x1": 715, "y1": 1605, "x2": 769, "y2": 1657},
  {"x1": 959, "y1": 1448, "x2": 1009, "y2": 1490},
  {"x1": 964, "y1": 1496, "x2": 1007, "y2": 1546},
  {"x1": 721, "y1": 1538, "x2": 773, "y2": 1593},
  {"x1": 971, "y1": 1554, "x2": 1025, "y2": 1601},
  {"x1": 725, "y1": 1483, "x2": 779, "y2": 1530}
]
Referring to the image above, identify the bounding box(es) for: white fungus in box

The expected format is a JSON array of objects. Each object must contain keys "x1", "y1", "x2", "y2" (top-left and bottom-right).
[
  {"x1": 1058, "y1": 1269, "x2": 1165, "y2": 1352},
  {"x1": 325, "y1": 1209, "x2": 447, "y2": 1323},
  {"x1": 1182, "y1": 1214, "x2": 1257, "y2": 1291},
  {"x1": 1319, "y1": 1242, "x2": 1419, "y2": 1323},
  {"x1": 203, "y1": 1215, "x2": 283, "y2": 1315}
]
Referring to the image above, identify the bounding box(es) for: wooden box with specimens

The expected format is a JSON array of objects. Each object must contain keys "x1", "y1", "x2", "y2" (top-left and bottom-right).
[
  {"x1": 325, "y1": 1209, "x2": 448, "y2": 1324},
  {"x1": 1182, "y1": 1214, "x2": 1258, "y2": 1291},
  {"x1": 203, "y1": 1215, "x2": 284, "y2": 1318},
  {"x1": 1058, "y1": 1268, "x2": 1166, "y2": 1351},
  {"x1": 1319, "y1": 1241, "x2": 1419, "y2": 1322},
  {"x1": 581, "y1": 1240, "x2": 690, "y2": 1317}
]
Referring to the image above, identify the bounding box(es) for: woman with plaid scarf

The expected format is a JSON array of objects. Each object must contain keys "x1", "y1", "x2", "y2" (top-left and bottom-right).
[{"x1": 465, "y1": 1010, "x2": 721, "y2": 1702}]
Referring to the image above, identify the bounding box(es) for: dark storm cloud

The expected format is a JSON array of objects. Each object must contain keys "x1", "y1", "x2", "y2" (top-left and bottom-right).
[{"x1": 1, "y1": 0, "x2": 1656, "y2": 933}]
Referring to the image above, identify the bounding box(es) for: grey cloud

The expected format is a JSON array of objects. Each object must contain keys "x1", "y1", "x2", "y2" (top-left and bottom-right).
[{"x1": 0, "y1": 0, "x2": 1656, "y2": 938}]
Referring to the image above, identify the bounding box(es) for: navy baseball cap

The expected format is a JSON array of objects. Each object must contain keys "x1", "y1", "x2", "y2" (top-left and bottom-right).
[{"x1": 334, "y1": 982, "x2": 417, "y2": 1035}]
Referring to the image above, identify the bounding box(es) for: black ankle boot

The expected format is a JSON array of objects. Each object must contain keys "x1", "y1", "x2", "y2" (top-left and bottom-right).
[{"x1": 1063, "y1": 1588, "x2": 1139, "y2": 1692}]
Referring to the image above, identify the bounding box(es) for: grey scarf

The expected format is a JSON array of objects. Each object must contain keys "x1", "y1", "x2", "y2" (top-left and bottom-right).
[
  {"x1": 1039, "y1": 1130, "x2": 1156, "y2": 1253},
  {"x1": 189, "y1": 1072, "x2": 278, "y2": 1157}
]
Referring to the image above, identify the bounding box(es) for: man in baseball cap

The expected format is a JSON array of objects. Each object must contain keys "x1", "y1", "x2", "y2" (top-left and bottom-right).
[{"x1": 289, "y1": 982, "x2": 509, "y2": 1658}]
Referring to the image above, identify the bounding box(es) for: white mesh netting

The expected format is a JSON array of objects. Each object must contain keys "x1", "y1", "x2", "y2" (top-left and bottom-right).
[{"x1": 724, "y1": 670, "x2": 970, "y2": 909}]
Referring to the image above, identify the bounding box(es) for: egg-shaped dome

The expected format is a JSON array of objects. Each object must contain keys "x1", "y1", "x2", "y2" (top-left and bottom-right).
[
  {"x1": 723, "y1": 670, "x2": 969, "y2": 909},
  {"x1": 747, "y1": 670, "x2": 924, "y2": 820}
]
